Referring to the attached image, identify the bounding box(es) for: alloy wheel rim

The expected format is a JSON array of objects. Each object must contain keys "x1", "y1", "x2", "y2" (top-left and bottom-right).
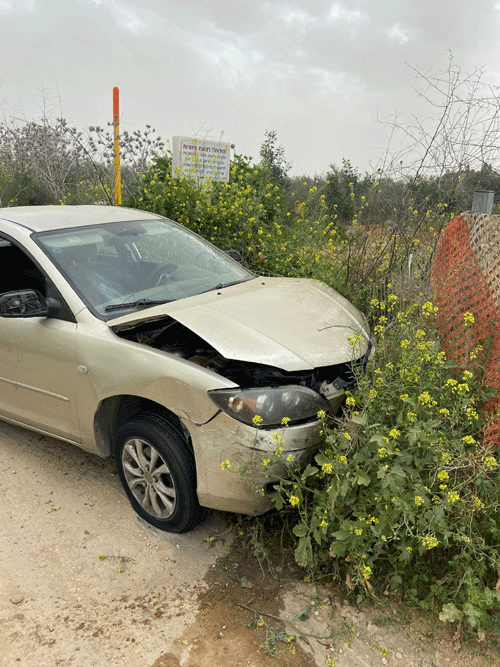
[{"x1": 122, "y1": 437, "x2": 177, "y2": 518}]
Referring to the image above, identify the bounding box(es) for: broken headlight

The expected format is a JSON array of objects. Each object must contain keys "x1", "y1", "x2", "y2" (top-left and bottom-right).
[{"x1": 208, "y1": 385, "x2": 329, "y2": 428}]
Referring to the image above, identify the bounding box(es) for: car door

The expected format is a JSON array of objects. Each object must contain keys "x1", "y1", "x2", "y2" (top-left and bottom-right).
[{"x1": 0, "y1": 236, "x2": 82, "y2": 442}]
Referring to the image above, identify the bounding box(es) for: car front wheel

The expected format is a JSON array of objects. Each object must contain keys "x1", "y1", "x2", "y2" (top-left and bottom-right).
[{"x1": 114, "y1": 413, "x2": 207, "y2": 533}]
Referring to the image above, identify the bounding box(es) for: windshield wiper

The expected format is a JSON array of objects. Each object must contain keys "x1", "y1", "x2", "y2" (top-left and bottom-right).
[
  {"x1": 105, "y1": 298, "x2": 172, "y2": 313},
  {"x1": 204, "y1": 278, "x2": 254, "y2": 294}
]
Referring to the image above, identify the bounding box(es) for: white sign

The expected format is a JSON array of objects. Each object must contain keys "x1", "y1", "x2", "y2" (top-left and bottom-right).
[{"x1": 172, "y1": 136, "x2": 231, "y2": 184}]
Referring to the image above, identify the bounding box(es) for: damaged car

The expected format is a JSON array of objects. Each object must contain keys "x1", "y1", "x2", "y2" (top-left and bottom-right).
[{"x1": 0, "y1": 205, "x2": 373, "y2": 532}]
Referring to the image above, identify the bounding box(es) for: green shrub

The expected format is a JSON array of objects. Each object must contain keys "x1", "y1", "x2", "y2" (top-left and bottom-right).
[
  {"x1": 260, "y1": 297, "x2": 500, "y2": 630},
  {"x1": 126, "y1": 151, "x2": 287, "y2": 256}
]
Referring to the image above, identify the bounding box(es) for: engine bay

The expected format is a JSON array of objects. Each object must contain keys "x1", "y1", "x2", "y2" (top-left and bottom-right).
[{"x1": 113, "y1": 315, "x2": 365, "y2": 396}]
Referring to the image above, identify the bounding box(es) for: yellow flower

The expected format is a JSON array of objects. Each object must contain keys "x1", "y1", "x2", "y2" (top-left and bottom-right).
[
  {"x1": 484, "y1": 456, "x2": 498, "y2": 470},
  {"x1": 437, "y1": 470, "x2": 449, "y2": 481},
  {"x1": 472, "y1": 496, "x2": 485, "y2": 510},
  {"x1": 421, "y1": 301, "x2": 438, "y2": 316},
  {"x1": 463, "y1": 311, "x2": 475, "y2": 326},
  {"x1": 414, "y1": 496, "x2": 424, "y2": 506},
  {"x1": 421, "y1": 535, "x2": 439, "y2": 550},
  {"x1": 418, "y1": 391, "x2": 436, "y2": 407},
  {"x1": 221, "y1": 460, "x2": 231, "y2": 470},
  {"x1": 252, "y1": 415, "x2": 263, "y2": 426},
  {"x1": 466, "y1": 408, "x2": 479, "y2": 421},
  {"x1": 289, "y1": 495, "x2": 300, "y2": 506},
  {"x1": 447, "y1": 491, "x2": 460, "y2": 503}
]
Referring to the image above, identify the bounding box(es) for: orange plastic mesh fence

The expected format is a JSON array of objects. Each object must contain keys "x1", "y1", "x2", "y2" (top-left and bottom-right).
[{"x1": 430, "y1": 213, "x2": 500, "y2": 446}]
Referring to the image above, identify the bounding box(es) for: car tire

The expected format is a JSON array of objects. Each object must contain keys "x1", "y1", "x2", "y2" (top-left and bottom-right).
[{"x1": 114, "y1": 412, "x2": 207, "y2": 533}]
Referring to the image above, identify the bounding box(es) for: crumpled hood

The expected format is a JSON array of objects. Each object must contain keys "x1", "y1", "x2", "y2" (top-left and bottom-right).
[{"x1": 109, "y1": 277, "x2": 371, "y2": 372}]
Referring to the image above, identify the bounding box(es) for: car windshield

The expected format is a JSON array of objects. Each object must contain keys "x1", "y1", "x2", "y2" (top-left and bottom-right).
[{"x1": 35, "y1": 218, "x2": 255, "y2": 319}]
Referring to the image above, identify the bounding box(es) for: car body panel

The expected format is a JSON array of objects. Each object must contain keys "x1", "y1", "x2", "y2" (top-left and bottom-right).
[
  {"x1": 109, "y1": 277, "x2": 371, "y2": 371},
  {"x1": 185, "y1": 410, "x2": 324, "y2": 514},
  {"x1": 0, "y1": 204, "x2": 161, "y2": 232},
  {"x1": 0, "y1": 315, "x2": 80, "y2": 440},
  {"x1": 73, "y1": 313, "x2": 234, "y2": 437}
]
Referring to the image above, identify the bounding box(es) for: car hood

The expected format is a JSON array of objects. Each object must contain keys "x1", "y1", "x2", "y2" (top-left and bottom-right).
[{"x1": 109, "y1": 277, "x2": 371, "y2": 372}]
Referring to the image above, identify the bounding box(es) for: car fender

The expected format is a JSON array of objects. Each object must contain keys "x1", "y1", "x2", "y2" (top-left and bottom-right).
[{"x1": 73, "y1": 315, "x2": 236, "y2": 450}]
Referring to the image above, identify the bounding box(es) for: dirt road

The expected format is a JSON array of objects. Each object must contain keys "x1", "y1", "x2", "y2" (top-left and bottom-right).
[
  {"x1": 0, "y1": 420, "x2": 234, "y2": 666},
  {"x1": 1, "y1": 421, "x2": 499, "y2": 667}
]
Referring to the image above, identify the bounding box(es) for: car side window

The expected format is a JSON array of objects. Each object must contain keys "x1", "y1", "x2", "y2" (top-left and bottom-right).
[{"x1": 0, "y1": 237, "x2": 75, "y2": 322}]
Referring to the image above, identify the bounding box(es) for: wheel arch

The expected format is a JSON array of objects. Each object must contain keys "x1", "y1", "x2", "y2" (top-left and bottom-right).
[{"x1": 93, "y1": 394, "x2": 193, "y2": 458}]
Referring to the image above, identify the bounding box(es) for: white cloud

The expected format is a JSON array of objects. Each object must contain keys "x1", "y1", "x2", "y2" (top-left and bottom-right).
[
  {"x1": 189, "y1": 35, "x2": 265, "y2": 88},
  {"x1": 261, "y1": 2, "x2": 317, "y2": 32},
  {"x1": 0, "y1": 0, "x2": 39, "y2": 13},
  {"x1": 281, "y1": 6, "x2": 317, "y2": 27},
  {"x1": 327, "y1": 2, "x2": 367, "y2": 23},
  {"x1": 387, "y1": 22, "x2": 413, "y2": 45},
  {"x1": 87, "y1": 0, "x2": 145, "y2": 33}
]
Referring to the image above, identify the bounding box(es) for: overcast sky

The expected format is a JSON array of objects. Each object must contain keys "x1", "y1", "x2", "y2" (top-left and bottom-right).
[{"x1": 1, "y1": 0, "x2": 500, "y2": 175}]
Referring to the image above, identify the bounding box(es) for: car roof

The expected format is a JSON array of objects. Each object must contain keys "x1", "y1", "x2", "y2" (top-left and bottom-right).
[{"x1": 0, "y1": 205, "x2": 162, "y2": 232}]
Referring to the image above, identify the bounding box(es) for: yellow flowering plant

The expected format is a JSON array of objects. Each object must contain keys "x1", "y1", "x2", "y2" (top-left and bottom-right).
[{"x1": 267, "y1": 297, "x2": 500, "y2": 632}]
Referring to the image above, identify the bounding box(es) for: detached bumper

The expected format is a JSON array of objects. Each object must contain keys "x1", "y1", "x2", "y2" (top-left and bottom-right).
[{"x1": 184, "y1": 411, "x2": 325, "y2": 515}]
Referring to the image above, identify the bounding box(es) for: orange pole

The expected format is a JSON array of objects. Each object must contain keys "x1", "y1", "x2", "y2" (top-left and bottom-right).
[{"x1": 113, "y1": 87, "x2": 121, "y2": 205}]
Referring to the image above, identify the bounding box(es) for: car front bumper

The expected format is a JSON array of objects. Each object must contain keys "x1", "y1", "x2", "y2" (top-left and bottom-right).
[{"x1": 183, "y1": 410, "x2": 325, "y2": 515}]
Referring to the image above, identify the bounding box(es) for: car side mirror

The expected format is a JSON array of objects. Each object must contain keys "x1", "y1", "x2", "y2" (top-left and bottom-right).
[
  {"x1": 225, "y1": 249, "x2": 242, "y2": 263},
  {"x1": 0, "y1": 290, "x2": 56, "y2": 318}
]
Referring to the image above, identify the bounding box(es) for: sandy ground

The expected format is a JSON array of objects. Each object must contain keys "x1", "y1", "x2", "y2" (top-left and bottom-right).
[{"x1": 1, "y1": 420, "x2": 499, "y2": 667}]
